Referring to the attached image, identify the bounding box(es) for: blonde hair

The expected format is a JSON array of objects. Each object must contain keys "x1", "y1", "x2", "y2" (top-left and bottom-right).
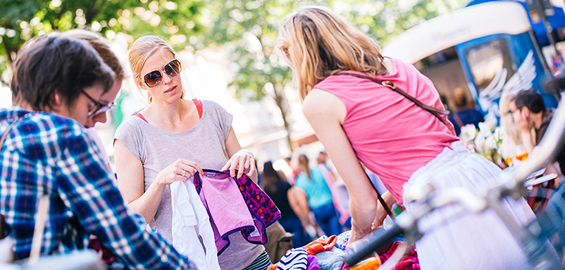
[
  {"x1": 276, "y1": 6, "x2": 388, "y2": 100},
  {"x1": 500, "y1": 92, "x2": 521, "y2": 145},
  {"x1": 297, "y1": 154, "x2": 312, "y2": 181},
  {"x1": 62, "y1": 29, "x2": 124, "y2": 80},
  {"x1": 128, "y1": 35, "x2": 184, "y2": 103}
]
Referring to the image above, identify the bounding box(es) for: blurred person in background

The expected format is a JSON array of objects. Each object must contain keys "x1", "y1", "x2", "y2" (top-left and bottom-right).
[
  {"x1": 284, "y1": 156, "x2": 300, "y2": 185},
  {"x1": 1, "y1": 34, "x2": 195, "y2": 269},
  {"x1": 261, "y1": 161, "x2": 312, "y2": 247},
  {"x1": 509, "y1": 89, "x2": 564, "y2": 187},
  {"x1": 277, "y1": 6, "x2": 535, "y2": 269},
  {"x1": 295, "y1": 154, "x2": 341, "y2": 236},
  {"x1": 114, "y1": 35, "x2": 269, "y2": 269},
  {"x1": 498, "y1": 92, "x2": 528, "y2": 165},
  {"x1": 317, "y1": 150, "x2": 351, "y2": 229}
]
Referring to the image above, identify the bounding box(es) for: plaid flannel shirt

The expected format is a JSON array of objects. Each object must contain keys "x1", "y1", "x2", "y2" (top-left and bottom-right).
[{"x1": 0, "y1": 107, "x2": 196, "y2": 269}]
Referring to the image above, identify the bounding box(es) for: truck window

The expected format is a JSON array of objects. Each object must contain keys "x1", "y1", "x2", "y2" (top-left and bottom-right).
[{"x1": 465, "y1": 38, "x2": 516, "y2": 94}]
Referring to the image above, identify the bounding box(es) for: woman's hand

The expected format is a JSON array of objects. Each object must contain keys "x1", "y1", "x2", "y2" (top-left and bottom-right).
[
  {"x1": 221, "y1": 149, "x2": 256, "y2": 179},
  {"x1": 156, "y1": 159, "x2": 203, "y2": 186},
  {"x1": 372, "y1": 192, "x2": 397, "y2": 227}
]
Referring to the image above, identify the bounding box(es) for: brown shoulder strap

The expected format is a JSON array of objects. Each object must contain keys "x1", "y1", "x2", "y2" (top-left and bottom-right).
[
  {"x1": 335, "y1": 72, "x2": 452, "y2": 129},
  {"x1": 0, "y1": 116, "x2": 23, "y2": 152},
  {"x1": 363, "y1": 169, "x2": 395, "y2": 220}
]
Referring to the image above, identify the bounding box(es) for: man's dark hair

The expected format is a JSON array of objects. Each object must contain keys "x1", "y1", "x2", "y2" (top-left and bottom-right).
[
  {"x1": 512, "y1": 89, "x2": 546, "y2": 114},
  {"x1": 10, "y1": 34, "x2": 115, "y2": 112}
]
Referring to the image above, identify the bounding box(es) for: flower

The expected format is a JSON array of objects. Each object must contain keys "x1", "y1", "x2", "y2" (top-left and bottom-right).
[
  {"x1": 458, "y1": 122, "x2": 507, "y2": 169},
  {"x1": 460, "y1": 124, "x2": 477, "y2": 141}
]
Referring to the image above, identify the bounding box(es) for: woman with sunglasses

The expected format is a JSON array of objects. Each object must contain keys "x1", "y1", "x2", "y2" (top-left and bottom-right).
[
  {"x1": 114, "y1": 36, "x2": 268, "y2": 270},
  {"x1": 276, "y1": 7, "x2": 535, "y2": 270}
]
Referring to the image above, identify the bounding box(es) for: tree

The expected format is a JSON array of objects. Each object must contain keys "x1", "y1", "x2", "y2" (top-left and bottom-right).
[
  {"x1": 0, "y1": 0, "x2": 206, "y2": 85},
  {"x1": 204, "y1": 0, "x2": 301, "y2": 150}
]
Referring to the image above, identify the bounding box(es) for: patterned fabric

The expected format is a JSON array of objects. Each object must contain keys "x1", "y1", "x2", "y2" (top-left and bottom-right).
[
  {"x1": 270, "y1": 236, "x2": 340, "y2": 270},
  {"x1": 378, "y1": 241, "x2": 419, "y2": 270},
  {"x1": 335, "y1": 231, "x2": 351, "y2": 251},
  {"x1": 193, "y1": 169, "x2": 281, "y2": 246},
  {"x1": 275, "y1": 248, "x2": 308, "y2": 270},
  {"x1": 0, "y1": 107, "x2": 195, "y2": 269},
  {"x1": 243, "y1": 250, "x2": 272, "y2": 270}
]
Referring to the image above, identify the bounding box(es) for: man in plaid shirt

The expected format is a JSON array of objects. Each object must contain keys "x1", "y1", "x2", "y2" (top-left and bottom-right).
[{"x1": 1, "y1": 34, "x2": 196, "y2": 269}]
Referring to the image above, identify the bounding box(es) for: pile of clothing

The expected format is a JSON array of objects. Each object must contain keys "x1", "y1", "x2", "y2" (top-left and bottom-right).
[{"x1": 269, "y1": 231, "x2": 419, "y2": 270}]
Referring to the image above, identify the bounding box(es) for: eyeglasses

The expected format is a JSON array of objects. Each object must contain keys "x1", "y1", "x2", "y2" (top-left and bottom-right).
[
  {"x1": 142, "y1": 59, "x2": 182, "y2": 88},
  {"x1": 507, "y1": 107, "x2": 521, "y2": 115},
  {"x1": 81, "y1": 91, "x2": 117, "y2": 117}
]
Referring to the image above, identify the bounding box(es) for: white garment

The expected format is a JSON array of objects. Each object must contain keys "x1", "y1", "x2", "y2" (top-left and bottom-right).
[
  {"x1": 403, "y1": 141, "x2": 535, "y2": 270},
  {"x1": 170, "y1": 179, "x2": 220, "y2": 270}
]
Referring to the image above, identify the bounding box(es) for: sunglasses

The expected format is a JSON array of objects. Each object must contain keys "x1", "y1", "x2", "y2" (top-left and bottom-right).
[
  {"x1": 143, "y1": 59, "x2": 182, "y2": 88},
  {"x1": 81, "y1": 91, "x2": 117, "y2": 117}
]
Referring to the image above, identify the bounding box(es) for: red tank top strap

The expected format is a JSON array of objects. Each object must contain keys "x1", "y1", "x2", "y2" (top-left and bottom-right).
[
  {"x1": 192, "y1": 98, "x2": 203, "y2": 119},
  {"x1": 134, "y1": 100, "x2": 202, "y2": 122},
  {"x1": 134, "y1": 112, "x2": 149, "y2": 123}
]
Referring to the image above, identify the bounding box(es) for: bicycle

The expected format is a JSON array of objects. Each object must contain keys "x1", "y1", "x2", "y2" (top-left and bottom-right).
[{"x1": 346, "y1": 79, "x2": 565, "y2": 270}]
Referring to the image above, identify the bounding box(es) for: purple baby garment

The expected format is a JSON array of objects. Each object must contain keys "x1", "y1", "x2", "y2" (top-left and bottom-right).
[{"x1": 194, "y1": 169, "x2": 281, "y2": 253}]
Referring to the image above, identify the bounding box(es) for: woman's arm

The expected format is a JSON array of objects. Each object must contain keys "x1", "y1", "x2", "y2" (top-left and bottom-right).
[
  {"x1": 114, "y1": 139, "x2": 202, "y2": 223},
  {"x1": 222, "y1": 127, "x2": 257, "y2": 183},
  {"x1": 303, "y1": 89, "x2": 379, "y2": 242},
  {"x1": 114, "y1": 139, "x2": 155, "y2": 222}
]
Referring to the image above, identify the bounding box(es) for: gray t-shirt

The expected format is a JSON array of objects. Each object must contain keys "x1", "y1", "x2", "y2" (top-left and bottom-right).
[{"x1": 114, "y1": 100, "x2": 263, "y2": 269}]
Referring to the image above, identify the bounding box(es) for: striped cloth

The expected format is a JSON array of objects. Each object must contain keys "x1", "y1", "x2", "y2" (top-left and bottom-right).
[
  {"x1": 276, "y1": 248, "x2": 308, "y2": 270},
  {"x1": 244, "y1": 250, "x2": 272, "y2": 270}
]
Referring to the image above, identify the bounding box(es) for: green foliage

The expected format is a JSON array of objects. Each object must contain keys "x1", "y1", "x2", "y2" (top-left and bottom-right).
[
  {"x1": 0, "y1": 0, "x2": 205, "y2": 85},
  {"x1": 0, "y1": 0, "x2": 469, "y2": 90},
  {"x1": 203, "y1": 0, "x2": 300, "y2": 100}
]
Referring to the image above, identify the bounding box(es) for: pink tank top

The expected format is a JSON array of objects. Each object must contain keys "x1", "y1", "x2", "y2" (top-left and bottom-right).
[{"x1": 314, "y1": 58, "x2": 459, "y2": 204}]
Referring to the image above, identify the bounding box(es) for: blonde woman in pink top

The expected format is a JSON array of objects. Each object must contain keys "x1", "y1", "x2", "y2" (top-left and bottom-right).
[{"x1": 277, "y1": 7, "x2": 535, "y2": 270}]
